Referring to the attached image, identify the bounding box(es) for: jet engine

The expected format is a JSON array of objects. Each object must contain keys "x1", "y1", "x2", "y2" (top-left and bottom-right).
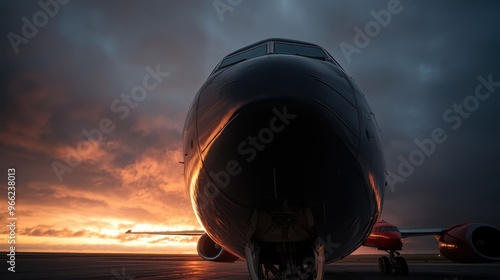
[
  {"x1": 197, "y1": 233, "x2": 239, "y2": 262},
  {"x1": 438, "y1": 223, "x2": 500, "y2": 263}
]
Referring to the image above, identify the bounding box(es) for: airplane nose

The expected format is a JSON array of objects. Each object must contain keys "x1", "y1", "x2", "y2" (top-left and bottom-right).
[{"x1": 196, "y1": 55, "x2": 361, "y2": 209}]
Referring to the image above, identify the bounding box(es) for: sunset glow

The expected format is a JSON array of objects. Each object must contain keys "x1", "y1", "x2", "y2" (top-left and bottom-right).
[{"x1": 2, "y1": 1, "x2": 499, "y2": 258}]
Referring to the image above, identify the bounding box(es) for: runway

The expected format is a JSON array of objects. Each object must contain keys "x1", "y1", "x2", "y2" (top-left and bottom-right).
[{"x1": 1, "y1": 253, "x2": 499, "y2": 279}]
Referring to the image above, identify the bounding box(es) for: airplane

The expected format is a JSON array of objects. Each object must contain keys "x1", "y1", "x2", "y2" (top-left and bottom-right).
[{"x1": 126, "y1": 38, "x2": 500, "y2": 279}]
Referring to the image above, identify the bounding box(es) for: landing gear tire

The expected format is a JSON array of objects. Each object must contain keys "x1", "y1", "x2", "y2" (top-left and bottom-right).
[
  {"x1": 378, "y1": 256, "x2": 391, "y2": 274},
  {"x1": 378, "y1": 251, "x2": 409, "y2": 276},
  {"x1": 394, "y1": 256, "x2": 408, "y2": 275},
  {"x1": 245, "y1": 242, "x2": 325, "y2": 280},
  {"x1": 245, "y1": 244, "x2": 262, "y2": 280}
]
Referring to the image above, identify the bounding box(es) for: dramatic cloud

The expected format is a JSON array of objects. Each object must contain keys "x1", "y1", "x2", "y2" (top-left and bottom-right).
[{"x1": 1, "y1": 0, "x2": 499, "y2": 255}]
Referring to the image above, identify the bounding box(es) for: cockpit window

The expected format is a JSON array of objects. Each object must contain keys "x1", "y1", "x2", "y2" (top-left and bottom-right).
[
  {"x1": 274, "y1": 42, "x2": 327, "y2": 60},
  {"x1": 218, "y1": 44, "x2": 267, "y2": 69},
  {"x1": 380, "y1": 226, "x2": 399, "y2": 232}
]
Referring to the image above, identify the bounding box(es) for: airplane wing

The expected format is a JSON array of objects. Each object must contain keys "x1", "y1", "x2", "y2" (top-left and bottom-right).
[
  {"x1": 398, "y1": 228, "x2": 446, "y2": 238},
  {"x1": 125, "y1": 230, "x2": 205, "y2": 236}
]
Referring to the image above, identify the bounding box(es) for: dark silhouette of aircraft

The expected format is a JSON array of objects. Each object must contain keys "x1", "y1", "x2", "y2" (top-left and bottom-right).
[{"x1": 127, "y1": 38, "x2": 500, "y2": 279}]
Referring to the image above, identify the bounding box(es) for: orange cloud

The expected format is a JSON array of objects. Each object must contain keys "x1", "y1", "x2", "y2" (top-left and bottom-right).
[{"x1": 132, "y1": 115, "x2": 182, "y2": 136}]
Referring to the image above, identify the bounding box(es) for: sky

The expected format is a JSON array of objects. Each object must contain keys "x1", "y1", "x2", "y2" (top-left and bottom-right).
[{"x1": 1, "y1": 0, "x2": 499, "y2": 255}]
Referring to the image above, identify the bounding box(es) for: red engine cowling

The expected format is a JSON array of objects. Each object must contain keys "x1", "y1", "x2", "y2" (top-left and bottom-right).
[
  {"x1": 196, "y1": 233, "x2": 239, "y2": 262},
  {"x1": 438, "y1": 223, "x2": 500, "y2": 263}
]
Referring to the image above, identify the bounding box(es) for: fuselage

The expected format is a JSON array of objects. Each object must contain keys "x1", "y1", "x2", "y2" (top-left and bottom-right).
[
  {"x1": 364, "y1": 220, "x2": 404, "y2": 251},
  {"x1": 182, "y1": 38, "x2": 386, "y2": 263}
]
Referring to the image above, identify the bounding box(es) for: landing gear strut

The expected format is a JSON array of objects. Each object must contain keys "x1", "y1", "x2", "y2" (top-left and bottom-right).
[{"x1": 378, "y1": 250, "x2": 408, "y2": 275}]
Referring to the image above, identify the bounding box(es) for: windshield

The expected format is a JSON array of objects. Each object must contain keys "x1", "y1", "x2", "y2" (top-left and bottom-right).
[
  {"x1": 274, "y1": 42, "x2": 327, "y2": 59},
  {"x1": 219, "y1": 44, "x2": 267, "y2": 69},
  {"x1": 380, "y1": 226, "x2": 399, "y2": 232}
]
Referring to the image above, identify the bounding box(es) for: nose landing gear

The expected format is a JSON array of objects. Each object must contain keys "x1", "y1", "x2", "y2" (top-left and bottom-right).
[
  {"x1": 245, "y1": 241, "x2": 325, "y2": 280},
  {"x1": 378, "y1": 250, "x2": 408, "y2": 275}
]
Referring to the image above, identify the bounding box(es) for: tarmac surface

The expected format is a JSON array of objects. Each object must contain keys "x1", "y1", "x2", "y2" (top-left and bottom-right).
[{"x1": 1, "y1": 253, "x2": 499, "y2": 280}]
